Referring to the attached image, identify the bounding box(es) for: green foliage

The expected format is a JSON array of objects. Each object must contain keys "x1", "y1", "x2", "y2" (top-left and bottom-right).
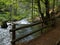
[{"x1": 0, "y1": 0, "x2": 60, "y2": 22}]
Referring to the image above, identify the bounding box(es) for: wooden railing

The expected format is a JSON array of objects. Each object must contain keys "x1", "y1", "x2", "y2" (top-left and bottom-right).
[
  {"x1": 10, "y1": 15, "x2": 60, "y2": 45},
  {"x1": 10, "y1": 21, "x2": 44, "y2": 45}
]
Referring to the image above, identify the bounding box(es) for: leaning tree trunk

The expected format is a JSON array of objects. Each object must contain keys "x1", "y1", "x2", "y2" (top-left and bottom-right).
[
  {"x1": 37, "y1": 0, "x2": 45, "y2": 22},
  {"x1": 43, "y1": 0, "x2": 50, "y2": 25}
]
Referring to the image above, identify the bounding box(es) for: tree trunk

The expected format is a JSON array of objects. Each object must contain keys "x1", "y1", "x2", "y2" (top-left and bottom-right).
[
  {"x1": 37, "y1": 0, "x2": 45, "y2": 22},
  {"x1": 45, "y1": 0, "x2": 50, "y2": 19}
]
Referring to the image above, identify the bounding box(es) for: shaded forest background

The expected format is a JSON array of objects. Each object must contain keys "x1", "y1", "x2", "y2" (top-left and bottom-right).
[{"x1": 0, "y1": 0, "x2": 60, "y2": 23}]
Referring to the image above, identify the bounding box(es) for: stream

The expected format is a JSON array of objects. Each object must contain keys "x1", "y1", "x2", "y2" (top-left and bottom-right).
[{"x1": 0, "y1": 19, "x2": 41, "y2": 45}]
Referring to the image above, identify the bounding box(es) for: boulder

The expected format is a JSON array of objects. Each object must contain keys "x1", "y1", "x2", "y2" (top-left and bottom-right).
[{"x1": 1, "y1": 21, "x2": 8, "y2": 28}]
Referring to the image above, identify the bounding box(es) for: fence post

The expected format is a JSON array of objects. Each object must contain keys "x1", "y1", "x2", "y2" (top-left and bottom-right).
[
  {"x1": 41, "y1": 22, "x2": 43, "y2": 34},
  {"x1": 11, "y1": 24, "x2": 16, "y2": 45}
]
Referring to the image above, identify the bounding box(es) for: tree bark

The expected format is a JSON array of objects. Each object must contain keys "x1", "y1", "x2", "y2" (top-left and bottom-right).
[
  {"x1": 45, "y1": 0, "x2": 50, "y2": 19},
  {"x1": 37, "y1": 0, "x2": 44, "y2": 22}
]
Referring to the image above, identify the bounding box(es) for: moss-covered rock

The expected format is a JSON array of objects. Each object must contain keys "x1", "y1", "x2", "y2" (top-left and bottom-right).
[{"x1": 1, "y1": 21, "x2": 8, "y2": 28}]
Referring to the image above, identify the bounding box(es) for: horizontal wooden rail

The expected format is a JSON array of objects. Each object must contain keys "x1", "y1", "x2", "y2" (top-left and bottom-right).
[{"x1": 10, "y1": 21, "x2": 43, "y2": 32}]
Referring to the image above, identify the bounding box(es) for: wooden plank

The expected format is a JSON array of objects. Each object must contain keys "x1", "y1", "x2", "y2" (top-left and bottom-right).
[{"x1": 10, "y1": 21, "x2": 43, "y2": 32}]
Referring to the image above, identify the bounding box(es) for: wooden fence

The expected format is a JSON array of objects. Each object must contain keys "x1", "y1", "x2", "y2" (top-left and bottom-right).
[{"x1": 10, "y1": 15, "x2": 60, "y2": 45}]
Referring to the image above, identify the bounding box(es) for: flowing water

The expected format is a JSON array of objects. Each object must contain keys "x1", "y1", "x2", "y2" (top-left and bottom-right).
[
  {"x1": 0, "y1": 26, "x2": 11, "y2": 45},
  {"x1": 0, "y1": 19, "x2": 41, "y2": 45}
]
